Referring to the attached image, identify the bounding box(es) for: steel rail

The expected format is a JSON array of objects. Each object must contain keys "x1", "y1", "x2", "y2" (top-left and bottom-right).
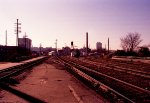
[
  {"x1": 59, "y1": 57, "x2": 150, "y2": 97},
  {"x1": 56, "y1": 57, "x2": 135, "y2": 103},
  {"x1": 67, "y1": 59, "x2": 150, "y2": 94},
  {"x1": 77, "y1": 58, "x2": 150, "y2": 79},
  {"x1": 0, "y1": 56, "x2": 47, "y2": 80},
  {"x1": 81, "y1": 58, "x2": 150, "y2": 75}
]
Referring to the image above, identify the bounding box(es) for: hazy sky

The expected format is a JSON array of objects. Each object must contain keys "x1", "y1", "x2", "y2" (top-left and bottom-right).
[{"x1": 0, "y1": 0, "x2": 150, "y2": 50}]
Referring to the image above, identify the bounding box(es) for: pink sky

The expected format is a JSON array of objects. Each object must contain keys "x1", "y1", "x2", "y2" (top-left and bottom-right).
[{"x1": 0, "y1": 0, "x2": 150, "y2": 50}]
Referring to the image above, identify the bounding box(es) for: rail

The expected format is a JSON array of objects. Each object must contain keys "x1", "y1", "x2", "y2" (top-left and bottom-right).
[
  {"x1": 55, "y1": 57, "x2": 136, "y2": 103},
  {"x1": 0, "y1": 56, "x2": 47, "y2": 80}
]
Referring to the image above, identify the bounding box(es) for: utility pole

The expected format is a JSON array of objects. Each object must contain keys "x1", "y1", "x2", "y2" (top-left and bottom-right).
[
  {"x1": 15, "y1": 19, "x2": 21, "y2": 46},
  {"x1": 23, "y1": 32, "x2": 28, "y2": 55},
  {"x1": 5, "y1": 30, "x2": 7, "y2": 46},
  {"x1": 86, "y1": 32, "x2": 88, "y2": 56},
  {"x1": 108, "y1": 37, "x2": 109, "y2": 53},
  {"x1": 40, "y1": 43, "x2": 42, "y2": 55},
  {"x1": 24, "y1": 32, "x2": 27, "y2": 49},
  {"x1": 5, "y1": 30, "x2": 8, "y2": 59},
  {"x1": 55, "y1": 39, "x2": 57, "y2": 53}
]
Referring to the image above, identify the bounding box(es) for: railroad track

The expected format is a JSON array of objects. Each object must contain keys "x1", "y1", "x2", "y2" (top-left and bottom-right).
[
  {"x1": 56, "y1": 56, "x2": 150, "y2": 103},
  {"x1": 85, "y1": 56, "x2": 150, "y2": 72},
  {"x1": 64, "y1": 56, "x2": 150, "y2": 90},
  {"x1": 79, "y1": 58, "x2": 150, "y2": 78},
  {"x1": 0, "y1": 56, "x2": 47, "y2": 81}
]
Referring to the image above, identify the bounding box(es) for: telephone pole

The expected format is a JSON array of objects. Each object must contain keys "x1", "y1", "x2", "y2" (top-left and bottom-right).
[
  {"x1": 15, "y1": 19, "x2": 21, "y2": 46},
  {"x1": 86, "y1": 32, "x2": 88, "y2": 56},
  {"x1": 55, "y1": 39, "x2": 57, "y2": 54},
  {"x1": 40, "y1": 43, "x2": 42, "y2": 55},
  {"x1": 108, "y1": 37, "x2": 109, "y2": 53},
  {"x1": 5, "y1": 30, "x2": 7, "y2": 46},
  {"x1": 24, "y1": 32, "x2": 27, "y2": 49}
]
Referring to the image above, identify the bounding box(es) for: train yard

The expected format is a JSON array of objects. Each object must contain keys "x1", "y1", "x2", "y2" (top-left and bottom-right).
[
  {"x1": 0, "y1": 55, "x2": 150, "y2": 103},
  {"x1": 56, "y1": 56, "x2": 150, "y2": 103},
  {"x1": 0, "y1": 56, "x2": 107, "y2": 103}
]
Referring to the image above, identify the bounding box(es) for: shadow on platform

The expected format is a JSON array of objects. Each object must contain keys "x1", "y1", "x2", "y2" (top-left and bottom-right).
[{"x1": 0, "y1": 83, "x2": 46, "y2": 103}]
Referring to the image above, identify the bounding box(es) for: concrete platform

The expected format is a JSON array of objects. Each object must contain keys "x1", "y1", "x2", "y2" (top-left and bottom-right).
[
  {"x1": 0, "y1": 60, "x2": 108, "y2": 103},
  {"x1": 0, "y1": 56, "x2": 45, "y2": 70},
  {"x1": 0, "y1": 62, "x2": 22, "y2": 70}
]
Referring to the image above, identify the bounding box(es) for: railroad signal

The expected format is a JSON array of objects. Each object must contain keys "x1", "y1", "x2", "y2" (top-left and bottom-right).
[{"x1": 71, "y1": 41, "x2": 73, "y2": 46}]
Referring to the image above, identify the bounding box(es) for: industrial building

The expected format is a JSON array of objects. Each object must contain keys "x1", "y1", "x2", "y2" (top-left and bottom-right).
[
  {"x1": 96, "y1": 42, "x2": 102, "y2": 50},
  {"x1": 0, "y1": 46, "x2": 29, "y2": 61},
  {"x1": 0, "y1": 37, "x2": 32, "y2": 61},
  {"x1": 18, "y1": 37, "x2": 32, "y2": 50}
]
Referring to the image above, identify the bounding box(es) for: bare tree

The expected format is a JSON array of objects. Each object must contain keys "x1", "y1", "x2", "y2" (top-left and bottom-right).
[{"x1": 120, "y1": 32, "x2": 142, "y2": 52}]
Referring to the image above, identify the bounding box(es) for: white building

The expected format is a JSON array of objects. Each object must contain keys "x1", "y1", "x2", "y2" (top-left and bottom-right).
[{"x1": 96, "y1": 42, "x2": 102, "y2": 50}]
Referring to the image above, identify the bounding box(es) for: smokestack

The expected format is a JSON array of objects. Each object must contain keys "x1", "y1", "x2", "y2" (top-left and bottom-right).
[
  {"x1": 108, "y1": 37, "x2": 109, "y2": 53},
  {"x1": 86, "y1": 32, "x2": 88, "y2": 55}
]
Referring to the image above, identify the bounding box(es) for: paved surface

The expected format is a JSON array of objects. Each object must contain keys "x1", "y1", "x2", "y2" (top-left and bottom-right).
[
  {"x1": 0, "y1": 56, "x2": 44, "y2": 70},
  {"x1": 0, "y1": 62, "x2": 22, "y2": 70},
  {"x1": 0, "y1": 61, "x2": 108, "y2": 103}
]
